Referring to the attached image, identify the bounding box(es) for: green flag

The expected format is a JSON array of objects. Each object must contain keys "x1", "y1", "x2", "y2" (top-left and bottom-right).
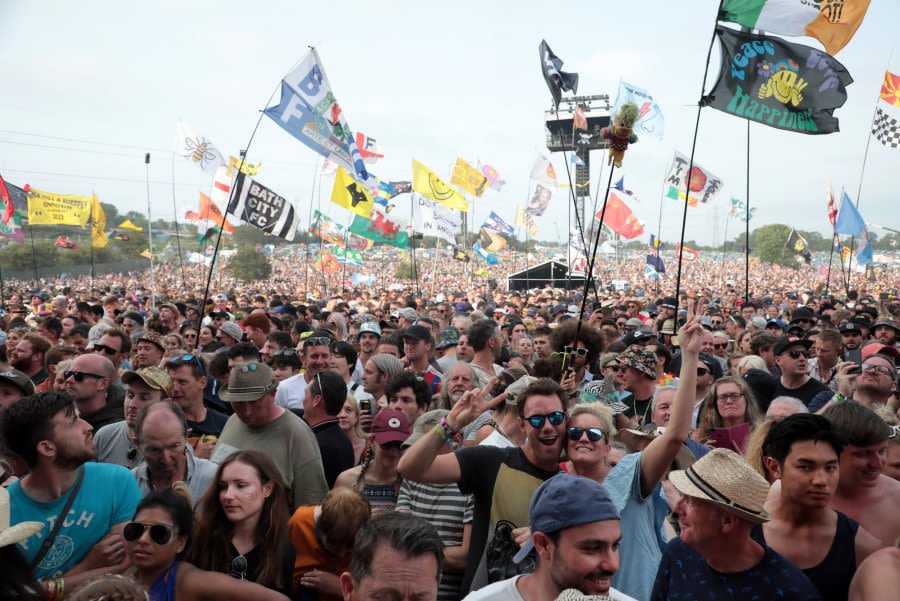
[{"x1": 348, "y1": 210, "x2": 408, "y2": 248}]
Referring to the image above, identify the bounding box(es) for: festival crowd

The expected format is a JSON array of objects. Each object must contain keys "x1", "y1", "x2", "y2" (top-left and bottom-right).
[{"x1": 0, "y1": 252, "x2": 899, "y2": 601}]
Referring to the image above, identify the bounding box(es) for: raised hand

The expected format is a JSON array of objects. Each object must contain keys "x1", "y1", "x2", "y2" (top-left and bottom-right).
[{"x1": 447, "y1": 377, "x2": 500, "y2": 431}]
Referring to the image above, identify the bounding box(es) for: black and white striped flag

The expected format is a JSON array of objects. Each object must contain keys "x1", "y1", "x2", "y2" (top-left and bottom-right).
[
  {"x1": 227, "y1": 173, "x2": 300, "y2": 241},
  {"x1": 873, "y1": 106, "x2": 900, "y2": 149}
]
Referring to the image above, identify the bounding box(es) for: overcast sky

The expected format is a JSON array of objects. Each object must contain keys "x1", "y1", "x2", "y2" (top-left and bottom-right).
[{"x1": 1, "y1": 0, "x2": 897, "y2": 247}]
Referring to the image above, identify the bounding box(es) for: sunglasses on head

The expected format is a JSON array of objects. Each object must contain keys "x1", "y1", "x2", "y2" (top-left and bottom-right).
[
  {"x1": 525, "y1": 411, "x2": 565, "y2": 428},
  {"x1": 92, "y1": 343, "x2": 120, "y2": 356},
  {"x1": 168, "y1": 354, "x2": 205, "y2": 375},
  {"x1": 64, "y1": 370, "x2": 105, "y2": 382},
  {"x1": 567, "y1": 427, "x2": 604, "y2": 442},
  {"x1": 123, "y1": 521, "x2": 174, "y2": 545},
  {"x1": 273, "y1": 349, "x2": 297, "y2": 357},
  {"x1": 786, "y1": 349, "x2": 810, "y2": 359},
  {"x1": 563, "y1": 346, "x2": 589, "y2": 357},
  {"x1": 306, "y1": 336, "x2": 332, "y2": 347}
]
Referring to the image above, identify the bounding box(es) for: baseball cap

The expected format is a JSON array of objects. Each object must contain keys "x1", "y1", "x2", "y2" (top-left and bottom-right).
[
  {"x1": 838, "y1": 321, "x2": 862, "y2": 335},
  {"x1": 370, "y1": 410, "x2": 411, "y2": 445},
  {"x1": 121, "y1": 366, "x2": 174, "y2": 399},
  {"x1": 402, "y1": 325, "x2": 433, "y2": 343},
  {"x1": 0, "y1": 369, "x2": 35, "y2": 396},
  {"x1": 398, "y1": 307, "x2": 418, "y2": 322},
  {"x1": 219, "y1": 362, "x2": 278, "y2": 403},
  {"x1": 217, "y1": 321, "x2": 244, "y2": 343},
  {"x1": 861, "y1": 342, "x2": 900, "y2": 361},
  {"x1": 513, "y1": 473, "x2": 619, "y2": 563},
  {"x1": 773, "y1": 335, "x2": 813, "y2": 356}
]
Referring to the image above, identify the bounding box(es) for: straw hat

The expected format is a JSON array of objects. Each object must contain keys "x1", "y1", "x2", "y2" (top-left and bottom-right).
[
  {"x1": 0, "y1": 487, "x2": 43, "y2": 549},
  {"x1": 668, "y1": 448, "x2": 771, "y2": 524},
  {"x1": 615, "y1": 423, "x2": 696, "y2": 470}
]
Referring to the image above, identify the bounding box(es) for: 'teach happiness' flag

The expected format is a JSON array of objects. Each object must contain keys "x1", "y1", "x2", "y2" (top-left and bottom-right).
[
  {"x1": 708, "y1": 26, "x2": 853, "y2": 135},
  {"x1": 612, "y1": 80, "x2": 664, "y2": 140},
  {"x1": 264, "y1": 48, "x2": 368, "y2": 181}
]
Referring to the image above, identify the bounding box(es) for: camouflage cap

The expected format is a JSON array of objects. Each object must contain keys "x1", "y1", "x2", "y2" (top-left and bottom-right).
[{"x1": 618, "y1": 344, "x2": 657, "y2": 379}]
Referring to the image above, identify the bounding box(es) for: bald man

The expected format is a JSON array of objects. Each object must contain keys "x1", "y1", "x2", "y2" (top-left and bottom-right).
[{"x1": 63, "y1": 354, "x2": 124, "y2": 431}]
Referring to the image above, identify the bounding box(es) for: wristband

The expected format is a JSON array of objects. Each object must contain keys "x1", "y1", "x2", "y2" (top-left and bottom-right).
[
  {"x1": 830, "y1": 392, "x2": 846, "y2": 405},
  {"x1": 433, "y1": 422, "x2": 460, "y2": 449},
  {"x1": 439, "y1": 417, "x2": 457, "y2": 438}
]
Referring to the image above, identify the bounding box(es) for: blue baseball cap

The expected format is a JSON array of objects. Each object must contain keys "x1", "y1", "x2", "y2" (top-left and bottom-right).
[
  {"x1": 513, "y1": 473, "x2": 619, "y2": 563},
  {"x1": 356, "y1": 321, "x2": 382, "y2": 341}
]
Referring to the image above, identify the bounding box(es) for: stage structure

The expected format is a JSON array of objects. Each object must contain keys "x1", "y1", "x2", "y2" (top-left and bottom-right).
[
  {"x1": 544, "y1": 94, "x2": 611, "y2": 225},
  {"x1": 507, "y1": 260, "x2": 585, "y2": 292}
]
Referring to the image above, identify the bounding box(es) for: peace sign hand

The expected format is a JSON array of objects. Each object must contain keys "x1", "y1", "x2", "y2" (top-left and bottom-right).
[{"x1": 447, "y1": 377, "x2": 501, "y2": 432}]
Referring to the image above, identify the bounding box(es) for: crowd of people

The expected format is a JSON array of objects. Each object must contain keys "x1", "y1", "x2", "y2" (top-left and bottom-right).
[{"x1": 0, "y1": 254, "x2": 899, "y2": 601}]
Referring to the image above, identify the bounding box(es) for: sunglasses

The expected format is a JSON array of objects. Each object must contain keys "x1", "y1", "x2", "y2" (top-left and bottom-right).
[
  {"x1": 713, "y1": 342, "x2": 728, "y2": 350},
  {"x1": 305, "y1": 336, "x2": 332, "y2": 347},
  {"x1": 273, "y1": 349, "x2": 298, "y2": 357},
  {"x1": 567, "y1": 427, "x2": 604, "y2": 442},
  {"x1": 123, "y1": 521, "x2": 175, "y2": 545},
  {"x1": 238, "y1": 364, "x2": 258, "y2": 373},
  {"x1": 168, "y1": 354, "x2": 206, "y2": 375},
  {"x1": 92, "y1": 343, "x2": 120, "y2": 356},
  {"x1": 232, "y1": 554, "x2": 248, "y2": 579},
  {"x1": 525, "y1": 411, "x2": 566, "y2": 428},
  {"x1": 605, "y1": 363, "x2": 621, "y2": 371},
  {"x1": 696, "y1": 367, "x2": 710, "y2": 377},
  {"x1": 378, "y1": 440, "x2": 404, "y2": 451},
  {"x1": 64, "y1": 370, "x2": 106, "y2": 382},
  {"x1": 183, "y1": 333, "x2": 197, "y2": 339},
  {"x1": 786, "y1": 350, "x2": 810, "y2": 359},
  {"x1": 563, "y1": 346, "x2": 589, "y2": 357},
  {"x1": 889, "y1": 424, "x2": 900, "y2": 439}
]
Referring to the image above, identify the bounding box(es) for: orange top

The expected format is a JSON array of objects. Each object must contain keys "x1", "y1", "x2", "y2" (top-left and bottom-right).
[{"x1": 289, "y1": 505, "x2": 350, "y2": 600}]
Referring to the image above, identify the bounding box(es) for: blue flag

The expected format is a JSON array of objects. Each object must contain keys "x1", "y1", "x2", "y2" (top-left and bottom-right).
[
  {"x1": 473, "y1": 241, "x2": 499, "y2": 265},
  {"x1": 613, "y1": 80, "x2": 664, "y2": 140},
  {"x1": 484, "y1": 212, "x2": 515, "y2": 237},
  {"x1": 645, "y1": 264, "x2": 661, "y2": 280},
  {"x1": 646, "y1": 253, "x2": 665, "y2": 273},
  {"x1": 264, "y1": 49, "x2": 368, "y2": 181},
  {"x1": 834, "y1": 192, "x2": 872, "y2": 265}
]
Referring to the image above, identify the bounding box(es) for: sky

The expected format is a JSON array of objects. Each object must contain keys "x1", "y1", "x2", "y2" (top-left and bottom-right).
[{"x1": 1, "y1": 0, "x2": 898, "y2": 248}]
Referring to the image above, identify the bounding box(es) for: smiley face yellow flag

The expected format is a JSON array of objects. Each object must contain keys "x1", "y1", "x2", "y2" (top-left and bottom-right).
[{"x1": 412, "y1": 160, "x2": 468, "y2": 212}]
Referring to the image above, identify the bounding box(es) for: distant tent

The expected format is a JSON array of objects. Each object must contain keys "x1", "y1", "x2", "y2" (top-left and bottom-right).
[{"x1": 506, "y1": 260, "x2": 586, "y2": 291}]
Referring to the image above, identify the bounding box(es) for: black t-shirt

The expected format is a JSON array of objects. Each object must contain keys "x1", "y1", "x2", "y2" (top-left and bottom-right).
[
  {"x1": 772, "y1": 377, "x2": 831, "y2": 407},
  {"x1": 456, "y1": 445, "x2": 559, "y2": 593},
  {"x1": 187, "y1": 407, "x2": 229, "y2": 437},
  {"x1": 310, "y1": 419, "x2": 355, "y2": 488}
]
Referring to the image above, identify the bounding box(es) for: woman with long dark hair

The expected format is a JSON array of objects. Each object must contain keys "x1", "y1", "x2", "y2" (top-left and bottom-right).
[
  {"x1": 186, "y1": 450, "x2": 294, "y2": 596},
  {"x1": 125, "y1": 483, "x2": 287, "y2": 600}
]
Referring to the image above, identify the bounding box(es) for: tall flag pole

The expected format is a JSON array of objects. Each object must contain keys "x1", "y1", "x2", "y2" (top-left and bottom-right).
[
  {"x1": 824, "y1": 182, "x2": 838, "y2": 293},
  {"x1": 144, "y1": 153, "x2": 155, "y2": 306}
]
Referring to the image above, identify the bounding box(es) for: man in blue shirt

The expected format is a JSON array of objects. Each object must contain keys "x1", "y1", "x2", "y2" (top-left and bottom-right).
[{"x1": 2, "y1": 392, "x2": 142, "y2": 587}]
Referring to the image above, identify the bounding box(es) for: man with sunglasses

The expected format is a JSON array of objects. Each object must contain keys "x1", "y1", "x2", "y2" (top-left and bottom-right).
[
  {"x1": 399, "y1": 377, "x2": 567, "y2": 593},
  {"x1": 165, "y1": 353, "x2": 227, "y2": 459},
  {"x1": 3, "y1": 392, "x2": 143, "y2": 585},
  {"x1": 772, "y1": 336, "x2": 830, "y2": 407},
  {"x1": 64, "y1": 354, "x2": 123, "y2": 432},
  {"x1": 94, "y1": 328, "x2": 131, "y2": 388},
  {"x1": 809, "y1": 348, "x2": 899, "y2": 413}
]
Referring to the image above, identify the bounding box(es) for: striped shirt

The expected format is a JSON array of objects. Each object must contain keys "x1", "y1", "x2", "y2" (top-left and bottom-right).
[{"x1": 398, "y1": 481, "x2": 474, "y2": 601}]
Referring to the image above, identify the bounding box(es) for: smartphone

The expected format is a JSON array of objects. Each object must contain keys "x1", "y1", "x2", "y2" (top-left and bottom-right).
[
  {"x1": 359, "y1": 400, "x2": 371, "y2": 413},
  {"x1": 846, "y1": 365, "x2": 862, "y2": 375}
]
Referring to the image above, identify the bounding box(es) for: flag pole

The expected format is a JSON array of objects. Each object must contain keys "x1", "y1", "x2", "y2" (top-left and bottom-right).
[
  {"x1": 673, "y1": 0, "x2": 724, "y2": 321},
  {"x1": 745, "y1": 120, "x2": 751, "y2": 303},
  {"x1": 27, "y1": 222, "x2": 38, "y2": 281},
  {"x1": 305, "y1": 159, "x2": 318, "y2": 294},
  {"x1": 145, "y1": 153, "x2": 156, "y2": 308},
  {"x1": 720, "y1": 210, "x2": 730, "y2": 290},
  {"x1": 170, "y1": 152, "x2": 187, "y2": 291},
  {"x1": 89, "y1": 195, "x2": 95, "y2": 287},
  {"x1": 825, "y1": 234, "x2": 837, "y2": 294},
  {"x1": 845, "y1": 108, "x2": 878, "y2": 292},
  {"x1": 655, "y1": 164, "x2": 667, "y2": 296}
]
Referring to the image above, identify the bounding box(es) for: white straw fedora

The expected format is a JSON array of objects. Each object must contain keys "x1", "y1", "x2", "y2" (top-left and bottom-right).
[
  {"x1": 0, "y1": 486, "x2": 43, "y2": 549},
  {"x1": 668, "y1": 447, "x2": 771, "y2": 524}
]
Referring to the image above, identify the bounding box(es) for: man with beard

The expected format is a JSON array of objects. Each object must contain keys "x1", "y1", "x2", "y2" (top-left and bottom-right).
[
  {"x1": 2, "y1": 392, "x2": 142, "y2": 583},
  {"x1": 399, "y1": 378, "x2": 566, "y2": 593},
  {"x1": 753, "y1": 415, "x2": 883, "y2": 601},
  {"x1": 871, "y1": 316, "x2": 900, "y2": 348},
  {"x1": 809, "y1": 351, "x2": 897, "y2": 413},
  {"x1": 839, "y1": 322, "x2": 864, "y2": 364},
  {"x1": 354, "y1": 322, "x2": 382, "y2": 383},
  {"x1": 464, "y1": 472, "x2": 635, "y2": 601},
  {"x1": 772, "y1": 336, "x2": 830, "y2": 407},
  {"x1": 11, "y1": 332, "x2": 51, "y2": 390},
  {"x1": 550, "y1": 320, "x2": 604, "y2": 393}
]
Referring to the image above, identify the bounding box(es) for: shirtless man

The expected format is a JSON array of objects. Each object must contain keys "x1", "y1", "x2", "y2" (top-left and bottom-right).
[
  {"x1": 824, "y1": 401, "x2": 900, "y2": 547},
  {"x1": 757, "y1": 414, "x2": 883, "y2": 601}
]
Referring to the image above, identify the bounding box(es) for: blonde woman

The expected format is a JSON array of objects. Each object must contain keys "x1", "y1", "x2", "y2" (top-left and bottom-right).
[
  {"x1": 337, "y1": 396, "x2": 370, "y2": 464},
  {"x1": 561, "y1": 403, "x2": 617, "y2": 484}
]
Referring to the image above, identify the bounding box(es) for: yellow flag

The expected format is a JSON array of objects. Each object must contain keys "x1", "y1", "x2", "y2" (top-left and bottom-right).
[
  {"x1": 26, "y1": 187, "x2": 92, "y2": 226},
  {"x1": 91, "y1": 194, "x2": 108, "y2": 248},
  {"x1": 515, "y1": 204, "x2": 538, "y2": 237},
  {"x1": 450, "y1": 158, "x2": 487, "y2": 196},
  {"x1": 331, "y1": 167, "x2": 374, "y2": 218},
  {"x1": 227, "y1": 155, "x2": 262, "y2": 176},
  {"x1": 118, "y1": 219, "x2": 144, "y2": 232},
  {"x1": 140, "y1": 249, "x2": 152, "y2": 259},
  {"x1": 412, "y1": 160, "x2": 468, "y2": 212}
]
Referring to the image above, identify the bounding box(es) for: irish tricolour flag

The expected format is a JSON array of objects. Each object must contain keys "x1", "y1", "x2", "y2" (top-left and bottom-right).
[{"x1": 720, "y1": 0, "x2": 870, "y2": 55}]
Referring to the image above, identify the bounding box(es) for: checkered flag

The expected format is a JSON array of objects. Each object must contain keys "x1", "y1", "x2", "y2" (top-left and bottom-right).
[{"x1": 873, "y1": 106, "x2": 900, "y2": 148}]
